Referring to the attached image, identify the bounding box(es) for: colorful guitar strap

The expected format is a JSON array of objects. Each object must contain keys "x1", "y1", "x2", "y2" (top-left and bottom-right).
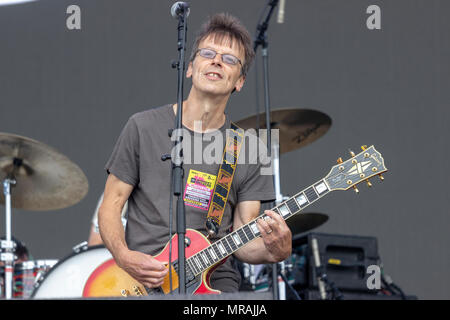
[{"x1": 205, "y1": 122, "x2": 245, "y2": 237}]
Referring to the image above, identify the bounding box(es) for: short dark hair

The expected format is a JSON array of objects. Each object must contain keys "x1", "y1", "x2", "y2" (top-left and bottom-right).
[{"x1": 189, "y1": 13, "x2": 255, "y2": 76}]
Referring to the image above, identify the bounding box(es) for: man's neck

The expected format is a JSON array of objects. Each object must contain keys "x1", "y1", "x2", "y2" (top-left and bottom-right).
[{"x1": 173, "y1": 89, "x2": 229, "y2": 133}]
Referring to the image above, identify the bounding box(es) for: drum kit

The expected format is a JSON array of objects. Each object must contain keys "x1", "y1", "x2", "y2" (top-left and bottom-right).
[
  {"x1": 0, "y1": 132, "x2": 88, "y2": 299},
  {"x1": 0, "y1": 107, "x2": 332, "y2": 299}
]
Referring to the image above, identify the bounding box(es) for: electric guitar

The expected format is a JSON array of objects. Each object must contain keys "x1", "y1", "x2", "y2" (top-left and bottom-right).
[{"x1": 82, "y1": 145, "x2": 387, "y2": 297}]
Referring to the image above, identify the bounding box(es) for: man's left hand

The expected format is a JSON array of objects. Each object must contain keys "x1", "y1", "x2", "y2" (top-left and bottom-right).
[{"x1": 256, "y1": 210, "x2": 292, "y2": 262}]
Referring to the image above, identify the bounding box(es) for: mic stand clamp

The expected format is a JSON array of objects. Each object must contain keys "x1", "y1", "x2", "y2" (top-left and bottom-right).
[{"x1": 315, "y1": 265, "x2": 344, "y2": 300}]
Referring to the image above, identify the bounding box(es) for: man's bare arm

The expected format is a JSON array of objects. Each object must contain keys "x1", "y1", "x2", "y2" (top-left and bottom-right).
[
  {"x1": 98, "y1": 174, "x2": 168, "y2": 288},
  {"x1": 232, "y1": 201, "x2": 292, "y2": 264},
  {"x1": 98, "y1": 174, "x2": 132, "y2": 259}
]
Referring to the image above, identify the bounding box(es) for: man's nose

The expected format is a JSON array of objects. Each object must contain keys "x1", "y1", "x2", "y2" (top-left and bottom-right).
[{"x1": 211, "y1": 53, "x2": 223, "y2": 66}]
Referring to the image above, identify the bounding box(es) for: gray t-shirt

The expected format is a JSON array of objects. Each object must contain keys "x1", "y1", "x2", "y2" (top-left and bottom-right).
[{"x1": 105, "y1": 104, "x2": 275, "y2": 292}]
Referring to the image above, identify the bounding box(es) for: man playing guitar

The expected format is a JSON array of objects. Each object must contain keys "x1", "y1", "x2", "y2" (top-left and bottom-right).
[{"x1": 98, "y1": 13, "x2": 292, "y2": 294}]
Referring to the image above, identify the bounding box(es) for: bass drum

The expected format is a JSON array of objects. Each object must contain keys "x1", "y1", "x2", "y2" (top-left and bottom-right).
[{"x1": 31, "y1": 245, "x2": 112, "y2": 299}]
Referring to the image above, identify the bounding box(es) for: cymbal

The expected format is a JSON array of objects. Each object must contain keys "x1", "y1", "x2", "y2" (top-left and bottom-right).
[
  {"x1": 286, "y1": 212, "x2": 328, "y2": 237},
  {"x1": 0, "y1": 132, "x2": 88, "y2": 211},
  {"x1": 235, "y1": 108, "x2": 332, "y2": 154}
]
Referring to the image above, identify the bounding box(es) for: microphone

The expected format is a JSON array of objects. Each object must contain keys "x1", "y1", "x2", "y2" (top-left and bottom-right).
[
  {"x1": 170, "y1": 2, "x2": 190, "y2": 18},
  {"x1": 311, "y1": 237, "x2": 327, "y2": 300},
  {"x1": 277, "y1": 0, "x2": 285, "y2": 23}
]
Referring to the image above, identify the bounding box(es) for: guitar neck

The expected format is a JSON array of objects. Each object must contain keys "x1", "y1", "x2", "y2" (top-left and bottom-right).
[{"x1": 186, "y1": 178, "x2": 331, "y2": 276}]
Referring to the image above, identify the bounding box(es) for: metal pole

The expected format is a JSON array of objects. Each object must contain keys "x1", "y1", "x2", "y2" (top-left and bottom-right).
[{"x1": 2, "y1": 178, "x2": 15, "y2": 299}]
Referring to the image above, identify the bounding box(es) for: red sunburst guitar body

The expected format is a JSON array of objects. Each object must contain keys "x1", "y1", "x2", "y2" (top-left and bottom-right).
[{"x1": 82, "y1": 229, "x2": 222, "y2": 297}]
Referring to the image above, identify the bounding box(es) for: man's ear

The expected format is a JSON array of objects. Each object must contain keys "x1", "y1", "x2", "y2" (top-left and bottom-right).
[
  {"x1": 186, "y1": 61, "x2": 193, "y2": 78},
  {"x1": 234, "y1": 75, "x2": 246, "y2": 92}
]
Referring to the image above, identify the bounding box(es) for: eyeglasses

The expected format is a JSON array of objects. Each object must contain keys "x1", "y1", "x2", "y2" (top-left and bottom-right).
[{"x1": 196, "y1": 48, "x2": 242, "y2": 67}]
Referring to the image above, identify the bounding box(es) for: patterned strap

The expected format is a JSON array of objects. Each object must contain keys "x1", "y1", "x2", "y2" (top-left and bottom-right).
[{"x1": 205, "y1": 122, "x2": 245, "y2": 237}]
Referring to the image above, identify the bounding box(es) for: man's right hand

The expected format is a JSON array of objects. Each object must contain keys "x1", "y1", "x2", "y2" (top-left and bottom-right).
[{"x1": 116, "y1": 250, "x2": 169, "y2": 289}]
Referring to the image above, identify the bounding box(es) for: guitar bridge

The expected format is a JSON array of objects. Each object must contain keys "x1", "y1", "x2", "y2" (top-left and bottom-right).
[{"x1": 132, "y1": 285, "x2": 144, "y2": 296}]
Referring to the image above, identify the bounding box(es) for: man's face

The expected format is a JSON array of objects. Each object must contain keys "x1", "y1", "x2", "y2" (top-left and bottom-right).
[{"x1": 186, "y1": 34, "x2": 246, "y2": 96}]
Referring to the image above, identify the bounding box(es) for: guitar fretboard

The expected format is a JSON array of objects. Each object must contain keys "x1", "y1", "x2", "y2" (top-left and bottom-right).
[{"x1": 185, "y1": 178, "x2": 331, "y2": 277}]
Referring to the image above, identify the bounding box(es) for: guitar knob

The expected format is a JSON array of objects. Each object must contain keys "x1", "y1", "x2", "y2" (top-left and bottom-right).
[
  {"x1": 353, "y1": 186, "x2": 359, "y2": 194},
  {"x1": 337, "y1": 157, "x2": 343, "y2": 164},
  {"x1": 378, "y1": 174, "x2": 385, "y2": 181},
  {"x1": 361, "y1": 145, "x2": 367, "y2": 151},
  {"x1": 349, "y1": 150, "x2": 356, "y2": 157},
  {"x1": 366, "y1": 180, "x2": 372, "y2": 187},
  {"x1": 121, "y1": 289, "x2": 130, "y2": 297}
]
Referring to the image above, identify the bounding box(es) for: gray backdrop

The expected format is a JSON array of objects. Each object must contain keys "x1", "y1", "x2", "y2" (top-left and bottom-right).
[{"x1": 0, "y1": 0, "x2": 448, "y2": 299}]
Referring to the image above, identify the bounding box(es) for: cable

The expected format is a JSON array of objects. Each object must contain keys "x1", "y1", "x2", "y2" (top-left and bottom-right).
[
  {"x1": 279, "y1": 272, "x2": 301, "y2": 300},
  {"x1": 380, "y1": 261, "x2": 407, "y2": 300}
]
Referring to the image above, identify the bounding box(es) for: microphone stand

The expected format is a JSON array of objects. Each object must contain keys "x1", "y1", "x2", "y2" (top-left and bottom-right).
[
  {"x1": 311, "y1": 237, "x2": 343, "y2": 300},
  {"x1": 171, "y1": 8, "x2": 189, "y2": 295},
  {"x1": 253, "y1": 0, "x2": 282, "y2": 301}
]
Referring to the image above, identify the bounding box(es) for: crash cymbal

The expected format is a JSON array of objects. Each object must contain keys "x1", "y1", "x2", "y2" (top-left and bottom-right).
[
  {"x1": 286, "y1": 212, "x2": 328, "y2": 237},
  {"x1": 0, "y1": 132, "x2": 88, "y2": 211},
  {"x1": 235, "y1": 108, "x2": 332, "y2": 154}
]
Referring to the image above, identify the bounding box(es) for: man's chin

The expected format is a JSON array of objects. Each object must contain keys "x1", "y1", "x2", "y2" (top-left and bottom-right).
[{"x1": 197, "y1": 85, "x2": 231, "y2": 97}]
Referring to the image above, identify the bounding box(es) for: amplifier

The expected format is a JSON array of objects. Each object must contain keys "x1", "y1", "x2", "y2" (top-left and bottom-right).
[{"x1": 291, "y1": 232, "x2": 380, "y2": 293}]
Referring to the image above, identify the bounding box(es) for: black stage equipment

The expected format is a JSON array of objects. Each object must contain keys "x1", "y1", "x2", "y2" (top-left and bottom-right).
[{"x1": 290, "y1": 232, "x2": 411, "y2": 300}]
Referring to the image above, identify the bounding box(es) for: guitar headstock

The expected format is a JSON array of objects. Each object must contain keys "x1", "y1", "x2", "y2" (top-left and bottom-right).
[{"x1": 324, "y1": 145, "x2": 387, "y2": 192}]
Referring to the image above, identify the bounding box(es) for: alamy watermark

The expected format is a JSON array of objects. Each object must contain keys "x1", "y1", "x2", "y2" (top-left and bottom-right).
[
  {"x1": 366, "y1": 265, "x2": 381, "y2": 290},
  {"x1": 66, "y1": 5, "x2": 81, "y2": 30},
  {"x1": 66, "y1": 5, "x2": 381, "y2": 31},
  {"x1": 366, "y1": 5, "x2": 381, "y2": 30},
  {"x1": 170, "y1": 121, "x2": 278, "y2": 176}
]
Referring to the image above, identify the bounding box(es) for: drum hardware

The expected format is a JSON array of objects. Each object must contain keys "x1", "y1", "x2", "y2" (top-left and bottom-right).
[
  {"x1": 2, "y1": 174, "x2": 17, "y2": 299},
  {"x1": 12, "y1": 260, "x2": 58, "y2": 298},
  {"x1": 72, "y1": 241, "x2": 89, "y2": 254},
  {"x1": 1, "y1": 132, "x2": 89, "y2": 299},
  {"x1": 33, "y1": 262, "x2": 50, "y2": 287}
]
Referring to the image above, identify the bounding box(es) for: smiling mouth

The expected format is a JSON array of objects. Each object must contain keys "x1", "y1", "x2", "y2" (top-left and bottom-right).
[{"x1": 204, "y1": 72, "x2": 223, "y2": 80}]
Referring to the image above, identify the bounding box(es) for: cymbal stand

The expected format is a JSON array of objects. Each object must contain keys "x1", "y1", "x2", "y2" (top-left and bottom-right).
[
  {"x1": 271, "y1": 142, "x2": 286, "y2": 300},
  {"x1": 254, "y1": 0, "x2": 283, "y2": 300},
  {"x1": 2, "y1": 175, "x2": 16, "y2": 299}
]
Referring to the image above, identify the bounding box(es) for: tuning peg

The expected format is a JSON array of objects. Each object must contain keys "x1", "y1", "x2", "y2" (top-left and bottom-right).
[
  {"x1": 337, "y1": 157, "x2": 343, "y2": 164},
  {"x1": 366, "y1": 180, "x2": 372, "y2": 187},
  {"x1": 353, "y1": 186, "x2": 359, "y2": 194},
  {"x1": 378, "y1": 174, "x2": 384, "y2": 181},
  {"x1": 361, "y1": 145, "x2": 367, "y2": 151},
  {"x1": 349, "y1": 150, "x2": 356, "y2": 157}
]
